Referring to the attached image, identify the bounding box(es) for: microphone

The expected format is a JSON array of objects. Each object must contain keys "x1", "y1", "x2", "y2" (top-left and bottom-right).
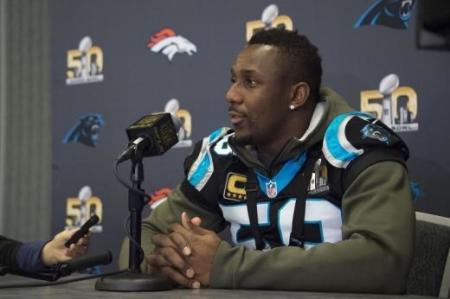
[
  {"x1": 56, "y1": 251, "x2": 112, "y2": 277},
  {"x1": 117, "y1": 113, "x2": 181, "y2": 163}
]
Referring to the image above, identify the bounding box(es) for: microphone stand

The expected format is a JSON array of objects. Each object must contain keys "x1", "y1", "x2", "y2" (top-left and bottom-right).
[{"x1": 95, "y1": 145, "x2": 173, "y2": 291}]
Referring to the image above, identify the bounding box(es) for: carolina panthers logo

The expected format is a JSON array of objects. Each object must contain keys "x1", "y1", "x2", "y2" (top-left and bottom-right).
[
  {"x1": 147, "y1": 28, "x2": 197, "y2": 61},
  {"x1": 354, "y1": 0, "x2": 416, "y2": 29},
  {"x1": 63, "y1": 114, "x2": 105, "y2": 147},
  {"x1": 361, "y1": 124, "x2": 391, "y2": 144}
]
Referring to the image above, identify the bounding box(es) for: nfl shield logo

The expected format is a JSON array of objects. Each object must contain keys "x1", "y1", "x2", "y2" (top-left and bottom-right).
[{"x1": 266, "y1": 180, "x2": 277, "y2": 198}]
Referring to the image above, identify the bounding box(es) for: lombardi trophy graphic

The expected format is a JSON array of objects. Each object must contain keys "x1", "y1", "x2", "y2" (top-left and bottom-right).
[
  {"x1": 78, "y1": 36, "x2": 93, "y2": 80},
  {"x1": 164, "y1": 98, "x2": 187, "y2": 142},
  {"x1": 77, "y1": 185, "x2": 92, "y2": 227},
  {"x1": 261, "y1": 4, "x2": 279, "y2": 29},
  {"x1": 378, "y1": 74, "x2": 399, "y2": 127}
]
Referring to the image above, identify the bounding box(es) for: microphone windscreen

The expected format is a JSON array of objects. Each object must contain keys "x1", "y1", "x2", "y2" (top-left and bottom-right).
[
  {"x1": 125, "y1": 112, "x2": 179, "y2": 157},
  {"x1": 59, "y1": 251, "x2": 112, "y2": 276}
]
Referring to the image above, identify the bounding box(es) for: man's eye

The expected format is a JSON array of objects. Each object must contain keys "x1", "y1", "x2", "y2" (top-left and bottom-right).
[
  {"x1": 230, "y1": 77, "x2": 236, "y2": 84},
  {"x1": 244, "y1": 78, "x2": 257, "y2": 87}
]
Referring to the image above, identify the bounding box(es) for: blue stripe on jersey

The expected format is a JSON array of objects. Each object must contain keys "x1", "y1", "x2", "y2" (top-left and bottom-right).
[
  {"x1": 255, "y1": 151, "x2": 307, "y2": 198},
  {"x1": 188, "y1": 151, "x2": 211, "y2": 188},
  {"x1": 187, "y1": 127, "x2": 230, "y2": 190},
  {"x1": 323, "y1": 112, "x2": 374, "y2": 168},
  {"x1": 208, "y1": 127, "x2": 228, "y2": 143}
]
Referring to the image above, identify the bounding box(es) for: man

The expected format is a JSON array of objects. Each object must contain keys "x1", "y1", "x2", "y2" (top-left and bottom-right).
[
  {"x1": 119, "y1": 28, "x2": 414, "y2": 293},
  {"x1": 1, "y1": 229, "x2": 90, "y2": 277}
]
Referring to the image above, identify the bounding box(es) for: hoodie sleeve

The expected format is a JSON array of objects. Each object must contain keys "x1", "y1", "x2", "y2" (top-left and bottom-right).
[{"x1": 210, "y1": 161, "x2": 414, "y2": 294}]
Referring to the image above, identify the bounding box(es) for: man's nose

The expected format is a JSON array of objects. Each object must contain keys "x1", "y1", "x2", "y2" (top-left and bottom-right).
[{"x1": 225, "y1": 83, "x2": 243, "y2": 104}]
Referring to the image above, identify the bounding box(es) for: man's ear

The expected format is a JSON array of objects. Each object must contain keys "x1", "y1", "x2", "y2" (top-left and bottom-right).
[{"x1": 290, "y1": 82, "x2": 310, "y2": 110}]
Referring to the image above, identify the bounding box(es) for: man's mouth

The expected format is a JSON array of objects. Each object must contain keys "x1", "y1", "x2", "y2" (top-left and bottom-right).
[{"x1": 228, "y1": 111, "x2": 245, "y2": 125}]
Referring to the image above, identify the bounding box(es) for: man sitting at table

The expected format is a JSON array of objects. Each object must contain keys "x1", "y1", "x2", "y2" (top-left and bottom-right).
[{"x1": 119, "y1": 28, "x2": 414, "y2": 293}]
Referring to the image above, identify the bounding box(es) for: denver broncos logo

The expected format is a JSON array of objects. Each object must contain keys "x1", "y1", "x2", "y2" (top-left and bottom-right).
[{"x1": 147, "y1": 28, "x2": 197, "y2": 61}]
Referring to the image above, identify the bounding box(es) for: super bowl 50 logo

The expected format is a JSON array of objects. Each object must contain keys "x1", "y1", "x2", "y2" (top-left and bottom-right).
[
  {"x1": 360, "y1": 74, "x2": 418, "y2": 132},
  {"x1": 246, "y1": 4, "x2": 293, "y2": 41},
  {"x1": 164, "y1": 98, "x2": 192, "y2": 148},
  {"x1": 66, "y1": 36, "x2": 104, "y2": 85},
  {"x1": 65, "y1": 186, "x2": 103, "y2": 232}
]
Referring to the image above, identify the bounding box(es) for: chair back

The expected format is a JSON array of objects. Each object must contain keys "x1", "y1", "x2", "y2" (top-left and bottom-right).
[{"x1": 406, "y1": 212, "x2": 450, "y2": 298}]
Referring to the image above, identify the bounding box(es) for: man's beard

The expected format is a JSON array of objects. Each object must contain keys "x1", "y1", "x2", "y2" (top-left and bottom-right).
[{"x1": 232, "y1": 131, "x2": 254, "y2": 146}]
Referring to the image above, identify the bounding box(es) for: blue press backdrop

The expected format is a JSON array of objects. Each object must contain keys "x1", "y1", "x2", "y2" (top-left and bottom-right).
[{"x1": 50, "y1": 0, "x2": 450, "y2": 269}]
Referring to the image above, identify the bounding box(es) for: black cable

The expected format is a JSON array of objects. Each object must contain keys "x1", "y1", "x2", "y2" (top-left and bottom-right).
[
  {"x1": 113, "y1": 154, "x2": 150, "y2": 268},
  {"x1": 123, "y1": 215, "x2": 145, "y2": 264},
  {"x1": 0, "y1": 270, "x2": 127, "y2": 289},
  {"x1": 113, "y1": 159, "x2": 152, "y2": 200}
]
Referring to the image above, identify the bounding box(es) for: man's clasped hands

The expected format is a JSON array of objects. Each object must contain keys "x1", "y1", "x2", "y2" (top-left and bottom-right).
[{"x1": 146, "y1": 212, "x2": 222, "y2": 289}]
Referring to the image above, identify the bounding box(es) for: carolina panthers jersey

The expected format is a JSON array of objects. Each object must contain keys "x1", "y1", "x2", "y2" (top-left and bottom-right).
[{"x1": 180, "y1": 113, "x2": 408, "y2": 251}]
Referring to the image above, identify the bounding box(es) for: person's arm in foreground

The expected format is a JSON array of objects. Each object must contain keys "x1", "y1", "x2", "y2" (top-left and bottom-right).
[
  {"x1": 1, "y1": 229, "x2": 90, "y2": 275},
  {"x1": 40, "y1": 228, "x2": 90, "y2": 266}
]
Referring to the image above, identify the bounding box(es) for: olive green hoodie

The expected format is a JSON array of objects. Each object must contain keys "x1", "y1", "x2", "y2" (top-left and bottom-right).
[{"x1": 119, "y1": 88, "x2": 414, "y2": 293}]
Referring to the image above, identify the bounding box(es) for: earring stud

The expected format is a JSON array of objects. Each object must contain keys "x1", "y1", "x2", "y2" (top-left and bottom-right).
[{"x1": 289, "y1": 104, "x2": 296, "y2": 110}]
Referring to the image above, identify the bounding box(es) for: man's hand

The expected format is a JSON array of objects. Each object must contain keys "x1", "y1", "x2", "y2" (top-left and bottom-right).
[
  {"x1": 146, "y1": 212, "x2": 200, "y2": 288},
  {"x1": 41, "y1": 229, "x2": 91, "y2": 266},
  {"x1": 146, "y1": 234, "x2": 198, "y2": 288},
  {"x1": 146, "y1": 212, "x2": 220, "y2": 288},
  {"x1": 169, "y1": 212, "x2": 221, "y2": 287}
]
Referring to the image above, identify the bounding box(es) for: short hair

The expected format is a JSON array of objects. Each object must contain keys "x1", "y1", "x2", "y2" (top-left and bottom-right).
[{"x1": 248, "y1": 28, "x2": 322, "y2": 102}]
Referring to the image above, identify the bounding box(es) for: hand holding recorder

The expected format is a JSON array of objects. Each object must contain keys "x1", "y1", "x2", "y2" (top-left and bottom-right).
[{"x1": 41, "y1": 215, "x2": 98, "y2": 267}]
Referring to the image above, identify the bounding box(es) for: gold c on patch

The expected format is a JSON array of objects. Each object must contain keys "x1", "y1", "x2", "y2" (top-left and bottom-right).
[{"x1": 223, "y1": 172, "x2": 247, "y2": 201}]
